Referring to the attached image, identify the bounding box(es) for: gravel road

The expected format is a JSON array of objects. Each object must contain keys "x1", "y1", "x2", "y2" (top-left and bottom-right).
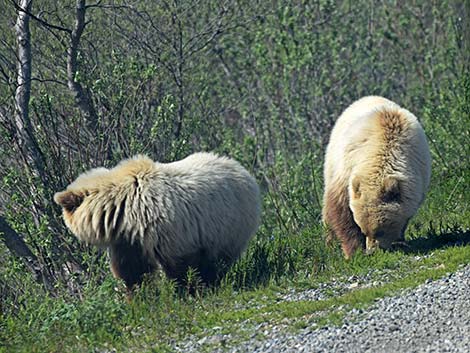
[
  {"x1": 177, "y1": 264, "x2": 470, "y2": 353},
  {"x1": 249, "y1": 264, "x2": 470, "y2": 353}
]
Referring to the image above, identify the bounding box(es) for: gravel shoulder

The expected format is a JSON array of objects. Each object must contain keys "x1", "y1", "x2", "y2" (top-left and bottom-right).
[
  {"x1": 175, "y1": 263, "x2": 470, "y2": 353},
  {"x1": 249, "y1": 263, "x2": 470, "y2": 353}
]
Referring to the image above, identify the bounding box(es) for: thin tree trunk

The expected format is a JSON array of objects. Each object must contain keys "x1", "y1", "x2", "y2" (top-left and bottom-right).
[
  {"x1": 0, "y1": 216, "x2": 54, "y2": 292},
  {"x1": 14, "y1": 0, "x2": 49, "y2": 189},
  {"x1": 67, "y1": 0, "x2": 98, "y2": 130},
  {"x1": 464, "y1": 0, "x2": 470, "y2": 72},
  {"x1": 13, "y1": 0, "x2": 85, "y2": 287},
  {"x1": 174, "y1": 10, "x2": 185, "y2": 140}
]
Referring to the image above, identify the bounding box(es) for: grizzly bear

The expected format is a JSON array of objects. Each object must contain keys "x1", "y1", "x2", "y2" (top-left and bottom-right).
[
  {"x1": 322, "y1": 96, "x2": 431, "y2": 258},
  {"x1": 54, "y1": 152, "x2": 261, "y2": 289}
]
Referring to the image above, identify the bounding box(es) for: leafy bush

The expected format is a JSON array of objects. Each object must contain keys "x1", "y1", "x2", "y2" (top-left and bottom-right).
[{"x1": 0, "y1": 1, "x2": 469, "y2": 351}]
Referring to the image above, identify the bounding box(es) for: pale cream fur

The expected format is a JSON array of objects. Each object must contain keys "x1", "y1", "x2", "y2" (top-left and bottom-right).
[
  {"x1": 55, "y1": 152, "x2": 261, "y2": 280},
  {"x1": 323, "y1": 96, "x2": 431, "y2": 253}
]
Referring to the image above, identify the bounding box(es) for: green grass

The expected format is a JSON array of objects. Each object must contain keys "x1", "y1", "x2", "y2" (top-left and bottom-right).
[
  {"x1": 2, "y1": 227, "x2": 469, "y2": 352},
  {"x1": 2, "y1": 142, "x2": 469, "y2": 353},
  {"x1": 1, "y1": 56, "x2": 468, "y2": 353},
  {"x1": 1, "y1": 2, "x2": 469, "y2": 352}
]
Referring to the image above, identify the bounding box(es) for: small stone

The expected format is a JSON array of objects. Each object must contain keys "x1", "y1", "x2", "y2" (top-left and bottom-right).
[
  {"x1": 349, "y1": 282, "x2": 360, "y2": 289},
  {"x1": 197, "y1": 337, "x2": 207, "y2": 345}
]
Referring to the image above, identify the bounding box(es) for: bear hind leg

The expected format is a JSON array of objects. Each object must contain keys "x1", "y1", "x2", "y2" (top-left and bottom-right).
[{"x1": 158, "y1": 248, "x2": 230, "y2": 288}]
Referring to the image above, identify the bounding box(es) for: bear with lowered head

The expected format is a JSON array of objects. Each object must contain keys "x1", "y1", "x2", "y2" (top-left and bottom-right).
[
  {"x1": 322, "y1": 96, "x2": 431, "y2": 258},
  {"x1": 55, "y1": 152, "x2": 261, "y2": 290}
]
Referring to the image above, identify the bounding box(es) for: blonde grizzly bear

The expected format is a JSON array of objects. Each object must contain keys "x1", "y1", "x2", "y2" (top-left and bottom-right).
[
  {"x1": 322, "y1": 96, "x2": 431, "y2": 258},
  {"x1": 54, "y1": 152, "x2": 261, "y2": 289}
]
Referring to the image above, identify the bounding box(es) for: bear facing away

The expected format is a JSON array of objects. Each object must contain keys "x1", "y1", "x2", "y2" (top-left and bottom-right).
[
  {"x1": 322, "y1": 96, "x2": 431, "y2": 258},
  {"x1": 54, "y1": 152, "x2": 261, "y2": 290}
]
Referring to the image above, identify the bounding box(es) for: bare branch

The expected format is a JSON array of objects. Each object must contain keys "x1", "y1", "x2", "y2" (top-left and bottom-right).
[
  {"x1": 131, "y1": 7, "x2": 173, "y2": 49},
  {"x1": 0, "y1": 216, "x2": 54, "y2": 292},
  {"x1": 31, "y1": 77, "x2": 68, "y2": 86},
  {"x1": 463, "y1": 1, "x2": 470, "y2": 71},
  {"x1": 85, "y1": 0, "x2": 102, "y2": 9},
  {"x1": 184, "y1": 6, "x2": 227, "y2": 55},
  {"x1": 67, "y1": 0, "x2": 98, "y2": 130},
  {"x1": 10, "y1": 0, "x2": 72, "y2": 33},
  {"x1": 0, "y1": 63, "x2": 12, "y2": 83}
]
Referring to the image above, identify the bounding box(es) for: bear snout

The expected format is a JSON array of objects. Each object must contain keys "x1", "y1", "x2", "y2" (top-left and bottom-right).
[{"x1": 366, "y1": 236, "x2": 379, "y2": 253}]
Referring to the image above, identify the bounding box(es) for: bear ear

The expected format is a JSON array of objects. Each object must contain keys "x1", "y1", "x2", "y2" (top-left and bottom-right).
[
  {"x1": 382, "y1": 177, "x2": 401, "y2": 203},
  {"x1": 54, "y1": 190, "x2": 84, "y2": 213},
  {"x1": 351, "y1": 176, "x2": 361, "y2": 199}
]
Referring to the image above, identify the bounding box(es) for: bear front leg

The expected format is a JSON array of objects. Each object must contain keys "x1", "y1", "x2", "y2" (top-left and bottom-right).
[
  {"x1": 108, "y1": 239, "x2": 156, "y2": 291},
  {"x1": 323, "y1": 185, "x2": 365, "y2": 259}
]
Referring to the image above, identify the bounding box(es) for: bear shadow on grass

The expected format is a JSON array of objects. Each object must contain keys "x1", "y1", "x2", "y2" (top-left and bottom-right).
[{"x1": 401, "y1": 228, "x2": 470, "y2": 255}]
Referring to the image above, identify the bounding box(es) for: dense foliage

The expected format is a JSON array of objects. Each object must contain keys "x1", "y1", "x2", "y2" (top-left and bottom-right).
[{"x1": 0, "y1": 0, "x2": 469, "y2": 351}]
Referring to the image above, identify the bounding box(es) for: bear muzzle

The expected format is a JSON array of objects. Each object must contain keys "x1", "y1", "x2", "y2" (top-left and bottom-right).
[{"x1": 366, "y1": 236, "x2": 379, "y2": 254}]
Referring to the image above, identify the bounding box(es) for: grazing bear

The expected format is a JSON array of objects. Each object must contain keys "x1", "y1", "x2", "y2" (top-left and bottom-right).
[
  {"x1": 54, "y1": 152, "x2": 261, "y2": 290},
  {"x1": 322, "y1": 96, "x2": 431, "y2": 258}
]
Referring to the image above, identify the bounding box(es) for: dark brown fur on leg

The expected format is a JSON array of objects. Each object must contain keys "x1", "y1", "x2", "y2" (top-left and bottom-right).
[
  {"x1": 323, "y1": 184, "x2": 365, "y2": 258},
  {"x1": 109, "y1": 239, "x2": 156, "y2": 292},
  {"x1": 156, "y1": 248, "x2": 230, "y2": 289}
]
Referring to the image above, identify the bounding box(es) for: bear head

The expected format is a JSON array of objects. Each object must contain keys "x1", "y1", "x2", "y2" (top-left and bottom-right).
[
  {"x1": 54, "y1": 166, "x2": 127, "y2": 246},
  {"x1": 54, "y1": 157, "x2": 157, "y2": 247},
  {"x1": 348, "y1": 174, "x2": 410, "y2": 252}
]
